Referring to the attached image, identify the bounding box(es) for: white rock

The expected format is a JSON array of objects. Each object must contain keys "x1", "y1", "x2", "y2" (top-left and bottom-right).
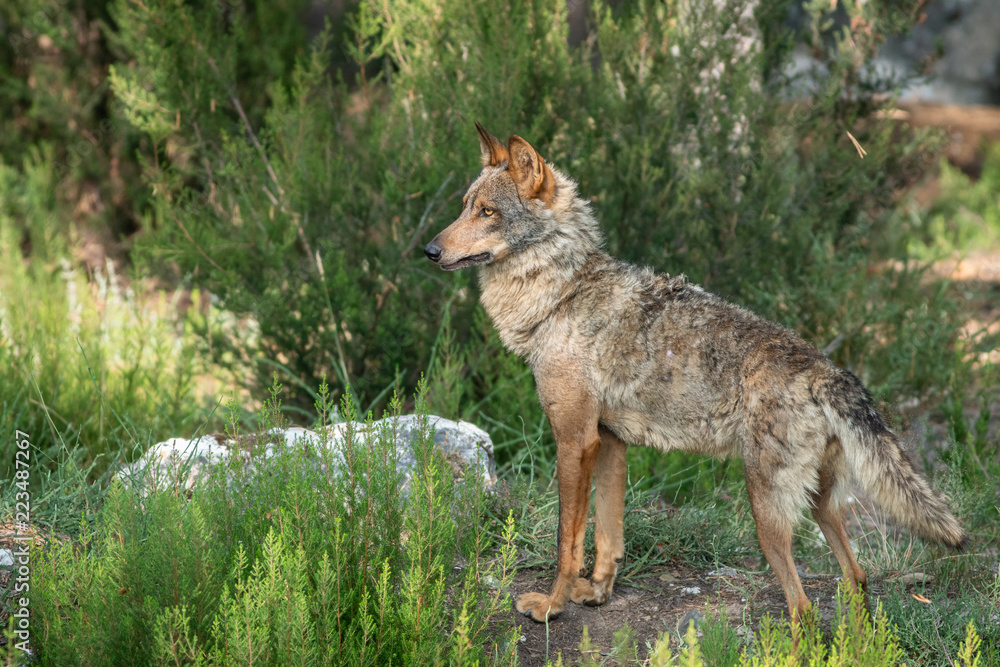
[
  {"x1": 118, "y1": 415, "x2": 496, "y2": 497},
  {"x1": 0, "y1": 549, "x2": 13, "y2": 566}
]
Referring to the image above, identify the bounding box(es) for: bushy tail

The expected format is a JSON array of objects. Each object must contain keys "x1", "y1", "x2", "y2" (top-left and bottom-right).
[{"x1": 820, "y1": 371, "x2": 967, "y2": 549}]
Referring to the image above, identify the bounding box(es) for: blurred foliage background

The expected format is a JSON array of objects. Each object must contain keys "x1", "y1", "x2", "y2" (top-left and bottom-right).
[{"x1": 0, "y1": 0, "x2": 996, "y2": 497}]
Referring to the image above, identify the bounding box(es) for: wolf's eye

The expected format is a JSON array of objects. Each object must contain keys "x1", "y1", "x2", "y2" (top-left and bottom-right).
[{"x1": 482, "y1": 207, "x2": 494, "y2": 217}]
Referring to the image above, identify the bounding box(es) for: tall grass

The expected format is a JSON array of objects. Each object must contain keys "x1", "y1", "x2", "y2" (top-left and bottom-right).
[{"x1": 0, "y1": 154, "x2": 211, "y2": 517}]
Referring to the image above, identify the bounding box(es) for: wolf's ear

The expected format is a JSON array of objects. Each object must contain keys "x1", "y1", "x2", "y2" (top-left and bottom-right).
[
  {"x1": 508, "y1": 135, "x2": 555, "y2": 205},
  {"x1": 476, "y1": 121, "x2": 509, "y2": 167}
]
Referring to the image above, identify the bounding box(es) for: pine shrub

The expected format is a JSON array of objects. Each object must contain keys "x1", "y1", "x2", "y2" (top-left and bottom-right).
[{"x1": 26, "y1": 383, "x2": 519, "y2": 666}]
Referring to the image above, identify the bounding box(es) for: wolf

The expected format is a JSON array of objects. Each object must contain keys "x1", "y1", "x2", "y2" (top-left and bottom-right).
[{"x1": 424, "y1": 122, "x2": 967, "y2": 624}]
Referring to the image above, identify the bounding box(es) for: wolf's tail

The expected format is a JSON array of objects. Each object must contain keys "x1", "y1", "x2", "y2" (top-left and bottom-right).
[{"x1": 819, "y1": 369, "x2": 967, "y2": 549}]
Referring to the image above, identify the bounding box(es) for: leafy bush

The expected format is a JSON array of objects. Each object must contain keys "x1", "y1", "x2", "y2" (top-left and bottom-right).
[
  {"x1": 18, "y1": 384, "x2": 518, "y2": 666},
  {"x1": 0, "y1": 0, "x2": 310, "y2": 246}
]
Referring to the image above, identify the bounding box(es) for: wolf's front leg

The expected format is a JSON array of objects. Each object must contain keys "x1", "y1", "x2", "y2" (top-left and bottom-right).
[
  {"x1": 572, "y1": 427, "x2": 627, "y2": 606},
  {"x1": 516, "y1": 395, "x2": 601, "y2": 622}
]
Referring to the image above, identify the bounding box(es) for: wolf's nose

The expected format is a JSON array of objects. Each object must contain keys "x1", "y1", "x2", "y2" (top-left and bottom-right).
[{"x1": 424, "y1": 242, "x2": 442, "y2": 263}]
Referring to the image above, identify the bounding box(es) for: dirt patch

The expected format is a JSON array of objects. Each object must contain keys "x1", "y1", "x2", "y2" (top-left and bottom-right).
[{"x1": 507, "y1": 565, "x2": 850, "y2": 666}]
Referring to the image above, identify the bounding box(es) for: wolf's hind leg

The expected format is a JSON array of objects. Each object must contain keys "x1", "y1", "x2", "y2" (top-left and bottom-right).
[
  {"x1": 571, "y1": 427, "x2": 627, "y2": 606},
  {"x1": 745, "y1": 465, "x2": 811, "y2": 622},
  {"x1": 810, "y1": 446, "x2": 867, "y2": 594}
]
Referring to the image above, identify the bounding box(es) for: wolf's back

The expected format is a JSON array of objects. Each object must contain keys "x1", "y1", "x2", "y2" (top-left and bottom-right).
[{"x1": 818, "y1": 368, "x2": 967, "y2": 549}]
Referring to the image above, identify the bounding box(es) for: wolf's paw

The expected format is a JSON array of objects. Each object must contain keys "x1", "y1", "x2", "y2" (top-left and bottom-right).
[
  {"x1": 570, "y1": 577, "x2": 612, "y2": 606},
  {"x1": 515, "y1": 592, "x2": 562, "y2": 622},
  {"x1": 570, "y1": 577, "x2": 596, "y2": 604}
]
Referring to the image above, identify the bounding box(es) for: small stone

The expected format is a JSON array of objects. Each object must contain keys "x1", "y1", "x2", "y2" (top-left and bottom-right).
[
  {"x1": 677, "y1": 610, "x2": 702, "y2": 635},
  {"x1": 0, "y1": 549, "x2": 13, "y2": 567}
]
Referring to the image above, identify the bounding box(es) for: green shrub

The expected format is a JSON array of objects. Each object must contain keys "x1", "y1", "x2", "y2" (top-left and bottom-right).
[
  {"x1": 19, "y1": 383, "x2": 518, "y2": 666},
  {"x1": 881, "y1": 567, "x2": 1000, "y2": 667},
  {"x1": 0, "y1": 0, "x2": 311, "y2": 245},
  {"x1": 0, "y1": 0, "x2": 315, "y2": 509}
]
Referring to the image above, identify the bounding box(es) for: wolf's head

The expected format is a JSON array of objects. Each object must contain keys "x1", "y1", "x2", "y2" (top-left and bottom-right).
[{"x1": 424, "y1": 123, "x2": 561, "y2": 271}]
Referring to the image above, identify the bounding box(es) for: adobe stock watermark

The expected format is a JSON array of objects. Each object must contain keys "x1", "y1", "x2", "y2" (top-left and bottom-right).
[
  {"x1": 6, "y1": 430, "x2": 33, "y2": 656},
  {"x1": 4, "y1": 0, "x2": 72, "y2": 58}
]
